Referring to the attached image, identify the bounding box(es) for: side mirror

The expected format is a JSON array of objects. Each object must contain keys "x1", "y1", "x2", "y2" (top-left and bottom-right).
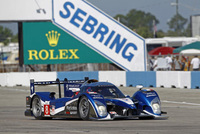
[{"x1": 136, "y1": 85, "x2": 143, "y2": 90}]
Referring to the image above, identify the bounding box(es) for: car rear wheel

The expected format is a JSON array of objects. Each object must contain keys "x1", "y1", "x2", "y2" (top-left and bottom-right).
[
  {"x1": 32, "y1": 96, "x2": 44, "y2": 120},
  {"x1": 79, "y1": 96, "x2": 90, "y2": 120}
]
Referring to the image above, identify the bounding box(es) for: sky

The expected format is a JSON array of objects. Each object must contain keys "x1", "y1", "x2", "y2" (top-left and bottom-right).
[{"x1": 0, "y1": 0, "x2": 200, "y2": 35}]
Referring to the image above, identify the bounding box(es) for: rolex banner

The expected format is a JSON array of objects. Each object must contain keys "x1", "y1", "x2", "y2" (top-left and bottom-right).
[{"x1": 23, "y1": 22, "x2": 111, "y2": 65}]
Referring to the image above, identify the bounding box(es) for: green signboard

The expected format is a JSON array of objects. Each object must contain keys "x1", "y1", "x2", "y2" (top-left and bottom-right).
[{"x1": 23, "y1": 22, "x2": 111, "y2": 65}]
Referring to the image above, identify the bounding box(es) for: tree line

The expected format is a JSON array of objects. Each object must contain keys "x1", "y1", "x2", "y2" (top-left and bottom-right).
[
  {"x1": 114, "y1": 9, "x2": 190, "y2": 38},
  {"x1": 0, "y1": 26, "x2": 18, "y2": 45}
]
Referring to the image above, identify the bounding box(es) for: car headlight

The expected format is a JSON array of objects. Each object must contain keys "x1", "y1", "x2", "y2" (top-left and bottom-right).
[
  {"x1": 95, "y1": 101, "x2": 107, "y2": 117},
  {"x1": 151, "y1": 97, "x2": 161, "y2": 114},
  {"x1": 152, "y1": 103, "x2": 161, "y2": 114}
]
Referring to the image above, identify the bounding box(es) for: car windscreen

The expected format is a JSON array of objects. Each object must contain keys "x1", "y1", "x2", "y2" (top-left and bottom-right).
[{"x1": 90, "y1": 86, "x2": 125, "y2": 98}]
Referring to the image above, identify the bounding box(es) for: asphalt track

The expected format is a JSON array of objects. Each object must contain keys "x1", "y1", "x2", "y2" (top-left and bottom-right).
[{"x1": 0, "y1": 86, "x2": 200, "y2": 134}]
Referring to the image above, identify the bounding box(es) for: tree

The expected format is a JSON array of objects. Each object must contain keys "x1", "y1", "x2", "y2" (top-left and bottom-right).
[
  {"x1": 114, "y1": 9, "x2": 159, "y2": 38},
  {"x1": 156, "y1": 30, "x2": 165, "y2": 38},
  {"x1": 11, "y1": 34, "x2": 18, "y2": 42},
  {"x1": 167, "y1": 13, "x2": 188, "y2": 36},
  {"x1": 0, "y1": 26, "x2": 14, "y2": 45}
]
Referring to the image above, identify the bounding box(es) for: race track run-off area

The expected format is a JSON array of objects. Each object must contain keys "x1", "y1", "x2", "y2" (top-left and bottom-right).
[{"x1": 0, "y1": 86, "x2": 200, "y2": 134}]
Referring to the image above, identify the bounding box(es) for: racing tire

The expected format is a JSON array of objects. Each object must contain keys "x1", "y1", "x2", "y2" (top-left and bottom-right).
[
  {"x1": 32, "y1": 96, "x2": 44, "y2": 120},
  {"x1": 78, "y1": 96, "x2": 90, "y2": 120}
]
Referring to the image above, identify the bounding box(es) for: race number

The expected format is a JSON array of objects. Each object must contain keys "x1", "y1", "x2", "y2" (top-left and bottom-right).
[{"x1": 44, "y1": 104, "x2": 50, "y2": 116}]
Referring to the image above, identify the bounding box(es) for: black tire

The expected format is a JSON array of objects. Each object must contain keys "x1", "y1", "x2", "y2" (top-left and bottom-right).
[
  {"x1": 32, "y1": 96, "x2": 44, "y2": 120},
  {"x1": 78, "y1": 96, "x2": 90, "y2": 120}
]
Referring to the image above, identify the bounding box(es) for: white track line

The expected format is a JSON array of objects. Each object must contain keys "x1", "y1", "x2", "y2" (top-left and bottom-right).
[
  {"x1": 162, "y1": 100, "x2": 200, "y2": 106},
  {"x1": 0, "y1": 88, "x2": 29, "y2": 92}
]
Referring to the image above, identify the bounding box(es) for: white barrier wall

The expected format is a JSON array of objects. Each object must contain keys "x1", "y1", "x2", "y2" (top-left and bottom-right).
[
  {"x1": 156, "y1": 71, "x2": 191, "y2": 88},
  {"x1": 6, "y1": 72, "x2": 30, "y2": 87},
  {"x1": 99, "y1": 71, "x2": 126, "y2": 86},
  {"x1": 29, "y1": 72, "x2": 57, "y2": 82},
  {"x1": 156, "y1": 71, "x2": 179, "y2": 88},
  {"x1": 179, "y1": 72, "x2": 191, "y2": 89},
  {"x1": 0, "y1": 72, "x2": 57, "y2": 87},
  {"x1": 0, "y1": 73, "x2": 7, "y2": 86}
]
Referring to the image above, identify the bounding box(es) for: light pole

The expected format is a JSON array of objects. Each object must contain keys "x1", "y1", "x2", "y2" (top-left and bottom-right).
[
  {"x1": 171, "y1": 0, "x2": 179, "y2": 34},
  {"x1": 176, "y1": 0, "x2": 179, "y2": 34}
]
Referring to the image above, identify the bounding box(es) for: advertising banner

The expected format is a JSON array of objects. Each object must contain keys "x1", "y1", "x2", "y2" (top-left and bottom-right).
[
  {"x1": 23, "y1": 22, "x2": 111, "y2": 64},
  {"x1": 52, "y1": 0, "x2": 146, "y2": 71}
]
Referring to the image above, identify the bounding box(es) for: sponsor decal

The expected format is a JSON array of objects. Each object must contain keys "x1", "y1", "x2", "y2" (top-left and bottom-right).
[
  {"x1": 146, "y1": 92, "x2": 156, "y2": 97},
  {"x1": 66, "y1": 106, "x2": 77, "y2": 111},
  {"x1": 69, "y1": 88, "x2": 80, "y2": 92},
  {"x1": 51, "y1": 105, "x2": 55, "y2": 115},
  {"x1": 91, "y1": 95, "x2": 103, "y2": 99},
  {"x1": 65, "y1": 99, "x2": 78, "y2": 115},
  {"x1": 66, "y1": 111, "x2": 77, "y2": 115},
  {"x1": 68, "y1": 84, "x2": 81, "y2": 88},
  {"x1": 70, "y1": 111, "x2": 77, "y2": 115}
]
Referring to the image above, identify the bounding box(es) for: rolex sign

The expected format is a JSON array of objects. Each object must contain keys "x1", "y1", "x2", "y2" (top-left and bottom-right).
[{"x1": 23, "y1": 22, "x2": 111, "y2": 65}]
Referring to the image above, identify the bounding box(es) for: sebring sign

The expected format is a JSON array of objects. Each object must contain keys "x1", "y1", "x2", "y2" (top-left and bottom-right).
[{"x1": 52, "y1": 0, "x2": 146, "y2": 71}]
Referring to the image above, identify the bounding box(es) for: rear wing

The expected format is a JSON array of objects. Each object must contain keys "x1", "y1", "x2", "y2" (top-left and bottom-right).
[{"x1": 30, "y1": 77, "x2": 89, "y2": 98}]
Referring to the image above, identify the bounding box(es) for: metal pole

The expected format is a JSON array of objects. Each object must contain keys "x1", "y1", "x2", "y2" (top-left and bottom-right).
[
  {"x1": 176, "y1": 0, "x2": 178, "y2": 15},
  {"x1": 176, "y1": 0, "x2": 179, "y2": 34},
  {"x1": 56, "y1": 78, "x2": 61, "y2": 98},
  {"x1": 18, "y1": 22, "x2": 24, "y2": 72}
]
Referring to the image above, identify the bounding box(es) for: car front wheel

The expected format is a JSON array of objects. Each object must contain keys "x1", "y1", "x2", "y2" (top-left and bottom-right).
[{"x1": 79, "y1": 96, "x2": 90, "y2": 120}]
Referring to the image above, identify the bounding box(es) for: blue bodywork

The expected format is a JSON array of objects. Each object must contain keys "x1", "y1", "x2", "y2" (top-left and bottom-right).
[
  {"x1": 133, "y1": 89, "x2": 161, "y2": 116},
  {"x1": 25, "y1": 78, "x2": 168, "y2": 120}
]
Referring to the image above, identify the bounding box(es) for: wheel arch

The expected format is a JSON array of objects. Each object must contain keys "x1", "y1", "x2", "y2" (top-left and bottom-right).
[
  {"x1": 30, "y1": 95, "x2": 41, "y2": 109},
  {"x1": 78, "y1": 94, "x2": 98, "y2": 119}
]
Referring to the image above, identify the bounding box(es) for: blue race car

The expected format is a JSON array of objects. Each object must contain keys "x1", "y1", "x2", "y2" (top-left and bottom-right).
[{"x1": 25, "y1": 78, "x2": 168, "y2": 120}]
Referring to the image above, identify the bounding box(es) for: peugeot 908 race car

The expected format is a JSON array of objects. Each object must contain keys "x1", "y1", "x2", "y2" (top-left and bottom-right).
[{"x1": 25, "y1": 78, "x2": 168, "y2": 120}]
